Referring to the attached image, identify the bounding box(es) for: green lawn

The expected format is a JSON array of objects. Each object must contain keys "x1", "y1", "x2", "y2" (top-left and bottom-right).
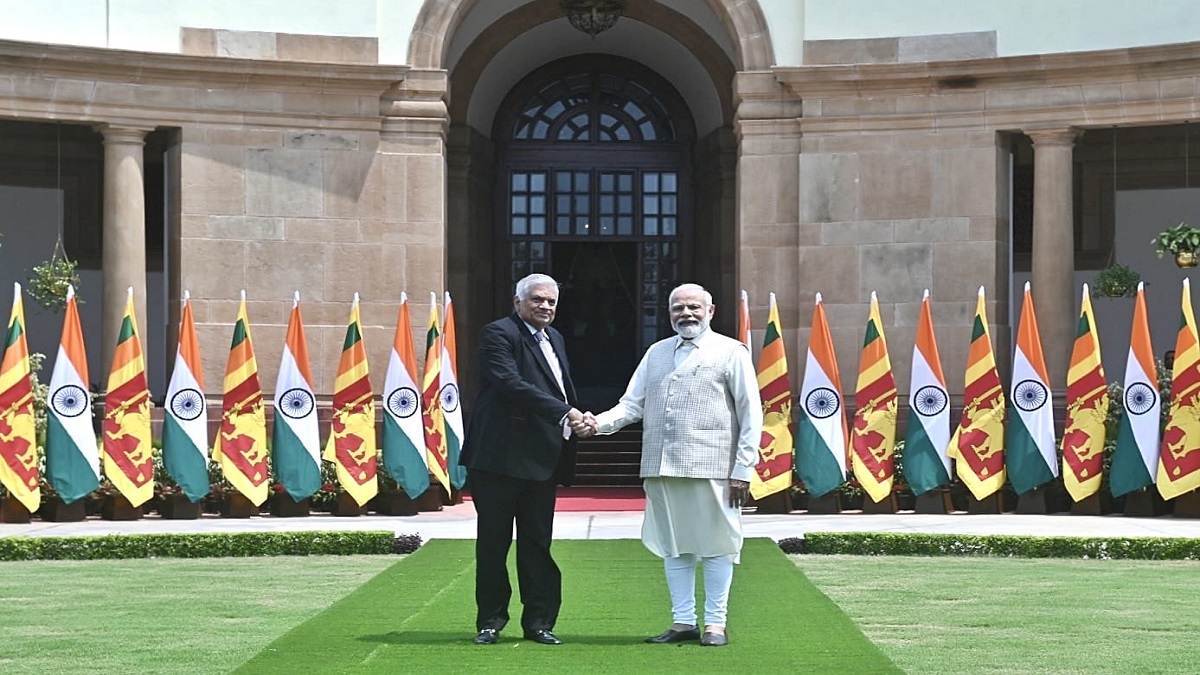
[{"x1": 794, "y1": 554, "x2": 1200, "y2": 674}]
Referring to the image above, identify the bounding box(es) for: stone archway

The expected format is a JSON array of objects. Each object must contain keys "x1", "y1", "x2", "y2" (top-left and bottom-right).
[{"x1": 408, "y1": 0, "x2": 775, "y2": 72}]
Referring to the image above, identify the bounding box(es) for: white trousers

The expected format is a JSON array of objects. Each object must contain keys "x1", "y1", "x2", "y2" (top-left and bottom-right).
[{"x1": 663, "y1": 552, "x2": 736, "y2": 627}]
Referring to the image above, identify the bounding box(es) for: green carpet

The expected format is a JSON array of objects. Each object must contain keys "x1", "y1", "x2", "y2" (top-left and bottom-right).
[{"x1": 236, "y1": 539, "x2": 898, "y2": 673}]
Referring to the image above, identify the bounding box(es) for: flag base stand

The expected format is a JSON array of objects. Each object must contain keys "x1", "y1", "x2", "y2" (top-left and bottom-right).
[
  {"x1": 161, "y1": 493, "x2": 202, "y2": 519},
  {"x1": 414, "y1": 486, "x2": 444, "y2": 512},
  {"x1": 445, "y1": 487, "x2": 465, "y2": 506},
  {"x1": 861, "y1": 493, "x2": 897, "y2": 514},
  {"x1": 750, "y1": 491, "x2": 793, "y2": 514},
  {"x1": 375, "y1": 490, "x2": 419, "y2": 516},
  {"x1": 914, "y1": 489, "x2": 951, "y2": 514},
  {"x1": 966, "y1": 492, "x2": 1003, "y2": 514},
  {"x1": 333, "y1": 492, "x2": 366, "y2": 517},
  {"x1": 102, "y1": 494, "x2": 143, "y2": 521},
  {"x1": 1016, "y1": 487, "x2": 1047, "y2": 514},
  {"x1": 1122, "y1": 488, "x2": 1168, "y2": 517},
  {"x1": 0, "y1": 497, "x2": 31, "y2": 523},
  {"x1": 221, "y1": 492, "x2": 258, "y2": 518},
  {"x1": 41, "y1": 497, "x2": 86, "y2": 522},
  {"x1": 805, "y1": 492, "x2": 841, "y2": 514},
  {"x1": 1071, "y1": 491, "x2": 1115, "y2": 516},
  {"x1": 1171, "y1": 490, "x2": 1200, "y2": 518},
  {"x1": 270, "y1": 494, "x2": 310, "y2": 518}
]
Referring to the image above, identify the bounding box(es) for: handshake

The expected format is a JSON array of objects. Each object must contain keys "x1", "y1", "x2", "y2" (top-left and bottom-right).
[{"x1": 567, "y1": 409, "x2": 599, "y2": 438}]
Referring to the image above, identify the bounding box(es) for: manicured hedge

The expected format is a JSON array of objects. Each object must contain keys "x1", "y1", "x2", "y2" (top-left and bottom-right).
[
  {"x1": 781, "y1": 532, "x2": 1200, "y2": 560},
  {"x1": 0, "y1": 531, "x2": 422, "y2": 561}
]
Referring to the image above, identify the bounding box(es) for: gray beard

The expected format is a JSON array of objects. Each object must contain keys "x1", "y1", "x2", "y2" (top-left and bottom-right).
[{"x1": 675, "y1": 322, "x2": 706, "y2": 339}]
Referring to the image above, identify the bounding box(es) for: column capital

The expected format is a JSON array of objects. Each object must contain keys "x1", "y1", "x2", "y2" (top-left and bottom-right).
[
  {"x1": 96, "y1": 124, "x2": 153, "y2": 145},
  {"x1": 1025, "y1": 127, "x2": 1081, "y2": 148}
]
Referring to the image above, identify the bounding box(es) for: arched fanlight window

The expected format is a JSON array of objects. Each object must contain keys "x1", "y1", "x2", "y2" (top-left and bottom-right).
[{"x1": 512, "y1": 71, "x2": 676, "y2": 143}]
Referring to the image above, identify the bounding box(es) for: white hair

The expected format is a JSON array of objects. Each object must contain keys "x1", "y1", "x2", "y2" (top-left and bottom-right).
[
  {"x1": 668, "y1": 283, "x2": 713, "y2": 307},
  {"x1": 516, "y1": 273, "x2": 559, "y2": 300}
]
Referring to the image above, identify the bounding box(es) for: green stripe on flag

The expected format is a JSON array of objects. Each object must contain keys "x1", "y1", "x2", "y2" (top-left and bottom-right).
[
  {"x1": 45, "y1": 414, "x2": 99, "y2": 504},
  {"x1": 902, "y1": 409, "x2": 950, "y2": 495},
  {"x1": 342, "y1": 322, "x2": 362, "y2": 350},
  {"x1": 271, "y1": 418, "x2": 321, "y2": 501},
  {"x1": 5, "y1": 318, "x2": 22, "y2": 348},
  {"x1": 118, "y1": 316, "x2": 135, "y2": 342},
  {"x1": 1109, "y1": 415, "x2": 1154, "y2": 497},
  {"x1": 795, "y1": 415, "x2": 844, "y2": 498},
  {"x1": 230, "y1": 319, "x2": 247, "y2": 347},
  {"x1": 863, "y1": 320, "x2": 880, "y2": 345},
  {"x1": 161, "y1": 415, "x2": 211, "y2": 503},
  {"x1": 382, "y1": 414, "x2": 430, "y2": 498},
  {"x1": 1005, "y1": 410, "x2": 1054, "y2": 494}
]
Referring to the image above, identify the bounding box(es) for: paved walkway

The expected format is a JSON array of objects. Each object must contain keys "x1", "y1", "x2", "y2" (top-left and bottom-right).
[{"x1": 3, "y1": 502, "x2": 1200, "y2": 541}]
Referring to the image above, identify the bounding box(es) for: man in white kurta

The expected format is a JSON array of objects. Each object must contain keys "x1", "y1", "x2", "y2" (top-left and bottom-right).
[{"x1": 591, "y1": 284, "x2": 762, "y2": 647}]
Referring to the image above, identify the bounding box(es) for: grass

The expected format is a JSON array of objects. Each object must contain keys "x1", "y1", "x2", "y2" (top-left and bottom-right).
[
  {"x1": 0, "y1": 555, "x2": 396, "y2": 673},
  {"x1": 237, "y1": 538, "x2": 898, "y2": 673},
  {"x1": 794, "y1": 554, "x2": 1200, "y2": 674}
]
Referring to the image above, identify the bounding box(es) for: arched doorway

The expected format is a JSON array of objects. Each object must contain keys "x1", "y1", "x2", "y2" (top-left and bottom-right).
[{"x1": 493, "y1": 55, "x2": 697, "y2": 413}]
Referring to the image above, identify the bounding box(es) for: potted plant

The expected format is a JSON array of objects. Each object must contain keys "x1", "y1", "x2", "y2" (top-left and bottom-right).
[
  {"x1": 1151, "y1": 222, "x2": 1200, "y2": 268},
  {"x1": 1092, "y1": 263, "x2": 1141, "y2": 298},
  {"x1": 26, "y1": 245, "x2": 82, "y2": 311}
]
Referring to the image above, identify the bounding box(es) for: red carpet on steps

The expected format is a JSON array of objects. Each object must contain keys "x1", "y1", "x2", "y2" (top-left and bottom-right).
[{"x1": 463, "y1": 487, "x2": 646, "y2": 512}]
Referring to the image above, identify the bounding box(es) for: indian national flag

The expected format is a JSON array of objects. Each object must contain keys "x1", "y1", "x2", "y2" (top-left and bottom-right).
[
  {"x1": 903, "y1": 289, "x2": 951, "y2": 496},
  {"x1": 1110, "y1": 282, "x2": 1160, "y2": 498},
  {"x1": 162, "y1": 291, "x2": 210, "y2": 503},
  {"x1": 382, "y1": 292, "x2": 430, "y2": 499},
  {"x1": 46, "y1": 285, "x2": 99, "y2": 504},
  {"x1": 1157, "y1": 278, "x2": 1200, "y2": 500},
  {"x1": 949, "y1": 286, "x2": 1006, "y2": 500},
  {"x1": 101, "y1": 287, "x2": 154, "y2": 507},
  {"x1": 442, "y1": 291, "x2": 466, "y2": 490},
  {"x1": 272, "y1": 292, "x2": 321, "y2": 501},
  {"x1": 1061, "y1": 284, "x2": 1110, "y2": 502},
  {"x1": 0, "y1": 284, "x2": 40, "y2": 511},
  {"x1": 736, "y1": 289, "x2": 751, "y2": 347},
  {"x1": 851, "y1": 291, "x2": 897, "y2": 504},
  {"x1": 323, "y1": 293, "x2": 378, "y2": 507},
  {"x1": 750, "y1": 292, "x2": 794, "y2": 499},
  {"x1": 422, "y1": 292, "x2": 450, "y2": 495},
  {"x1": 795, "y1": 292, "x2": 847, "y2": 498},
  {"x1": 213, "y1": 291, "x2": 269, "y2": 506},
  {"x1": 1005, "y1": 282, "x2": 1057, "y2": 495}
]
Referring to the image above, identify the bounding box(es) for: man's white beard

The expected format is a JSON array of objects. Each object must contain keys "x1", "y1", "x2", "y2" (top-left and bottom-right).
[{"x1": 675, "y1": 319, "x2": 707, "y2": 339}]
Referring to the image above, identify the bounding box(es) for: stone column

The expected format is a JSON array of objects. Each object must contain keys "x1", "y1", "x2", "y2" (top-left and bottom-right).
[
  {"x1": 99, "y1": 124, "x2": 152, "y2": 375},
  {"x1": 1027, "y1": 128, "x2": 1079, "y2": 389}
]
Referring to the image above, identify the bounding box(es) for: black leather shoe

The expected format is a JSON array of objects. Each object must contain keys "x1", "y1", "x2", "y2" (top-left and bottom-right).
[
  {"x1": 524, "y1": 629, "x2": 563, "y2": 645},
  {"x1": 645, "y1": 627, "x2": 701, "y2": 644},
  {"x1": 473, "y1": 628, "x2": 499, "y2": 645},
  {"x1": 700, "y1": 631, "x2": 728, "y2": 647}
]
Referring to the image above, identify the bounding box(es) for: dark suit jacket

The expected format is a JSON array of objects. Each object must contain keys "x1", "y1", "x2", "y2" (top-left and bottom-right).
[{"x1": 460, "y1": 313, "x2": 578, "y2": 485}]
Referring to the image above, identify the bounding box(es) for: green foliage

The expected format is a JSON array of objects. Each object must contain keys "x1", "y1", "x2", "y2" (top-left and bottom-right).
[
  {"x1": 0, "y1": 530, "x2": 411, "y2": 561},
  {"x1": 26, "y1": 256, "x2": 81, "y2": 311},
  {"x1": 1151, "y1": 221, "x2": 1200, "y2": 257},
  {"x1": 798, "y1": 532, "x2": 1200, "y2": 560},
  {"x1": 1092, "y1": 263, "x2": 1141, "y2": 297}
]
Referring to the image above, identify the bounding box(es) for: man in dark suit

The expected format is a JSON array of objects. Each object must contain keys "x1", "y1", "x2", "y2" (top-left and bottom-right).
[{"x1": 460, "y1": 273, "x2": 593, "y2": 646}]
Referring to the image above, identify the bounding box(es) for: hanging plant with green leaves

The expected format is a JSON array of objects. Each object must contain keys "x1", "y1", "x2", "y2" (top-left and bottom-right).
[
  {"x1": 26, "y1": 241, "x2": 81, "y2": 312},
  {"x1": 1092, "y1": 263, "x2": 1141, "y2": 298}
]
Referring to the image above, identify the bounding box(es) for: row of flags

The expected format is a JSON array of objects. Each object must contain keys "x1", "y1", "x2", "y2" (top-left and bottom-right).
[
  {"x1": 0, "y1": 286, "x2": 466, "y2": 513},
  {"x1": 739, "y1": 280, "x2": 1200, "y2": 505}
]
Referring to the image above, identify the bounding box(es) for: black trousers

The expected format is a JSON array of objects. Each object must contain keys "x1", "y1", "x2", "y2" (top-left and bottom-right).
[{"x1": 470, "y1": 469, "x2": 561, "y2": 633}]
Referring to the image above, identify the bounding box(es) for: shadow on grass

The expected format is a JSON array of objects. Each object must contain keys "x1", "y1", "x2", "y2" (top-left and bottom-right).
[{"x1": 358, "y1": 631, "x2": 659, "y2": 647}]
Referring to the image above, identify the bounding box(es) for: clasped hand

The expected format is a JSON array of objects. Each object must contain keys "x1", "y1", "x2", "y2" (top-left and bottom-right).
[{"x1": 567, "y1": 409, "x2": 599, "y2": 438}]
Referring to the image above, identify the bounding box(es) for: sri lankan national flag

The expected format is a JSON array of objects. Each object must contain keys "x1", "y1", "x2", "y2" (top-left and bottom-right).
[
  {"x1": 323, "y1": 293, "x2": 378, "y2": 506},
  {"x1": 851, "y1": 291, "x2": 898, "y2": 504},
  {"x1": 751, "y1": 292, "x2": 793, "y2": 499},
  {"x1": 1158, "y1": 278, "x2": 1200, "y2": 500},
  {"x1": 0, "y1": 284, "x2": 39, "y2": 512},
  {"x1": 948, "y1": 286, "x2": 1006, "y2": 500},
  {"x1": 442, "y1": 292, "x2": 466, "y2": 490},
  {"x1": 422, "y1": 292, "x2": 449, "y2": 495},
  {"x1": 213, "y1": 292, "x2": 269, "y2": 506},
  {"x1": 1061, "y1": 284, "x2": 1110, "y2": 501},
  {"x1": 101, "y1": 287, "x2": 154, "y2": 507}
]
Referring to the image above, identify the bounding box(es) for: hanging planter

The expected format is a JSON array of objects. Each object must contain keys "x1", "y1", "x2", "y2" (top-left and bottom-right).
[
  {"x1": 26, "y1": 240, "x2": 81, "y2": 312},
  {"x1": 1092, "y1": 263, "x2": 1142, "y2": 298},
  {"x1": 1151, "y1": 222, "x2": 1200, "y2": 268}
]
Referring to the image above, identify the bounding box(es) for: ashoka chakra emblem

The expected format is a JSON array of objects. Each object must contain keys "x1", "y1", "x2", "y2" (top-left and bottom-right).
[
  {"x1": 1013, "y1": 379, "x2": 1048, "y2": 412},
  {"x1": 805, "y1": 387, "x2": 840, "y2": 419},
  {"x1": 913, "y1": 385, "x2": 948, "y2": 417},
  {"x1": 278, "y1": 388, "x2": 315, "y2": 419},
  {"x1": 440, "y1": 383, "x2": 460, "y2": 413},
  {"x1": 1124, "y1": 382, "x2": 1157, "y2": 416},
  {"x1": 51, "y1": 384, "x2": 89, "y2": 418},
  {"x1": 170, "y1": 388, "x2": 205, "y2": 421},
  {"x1": 387, "y1": 387, "x2": 419, "y2": 418}
]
